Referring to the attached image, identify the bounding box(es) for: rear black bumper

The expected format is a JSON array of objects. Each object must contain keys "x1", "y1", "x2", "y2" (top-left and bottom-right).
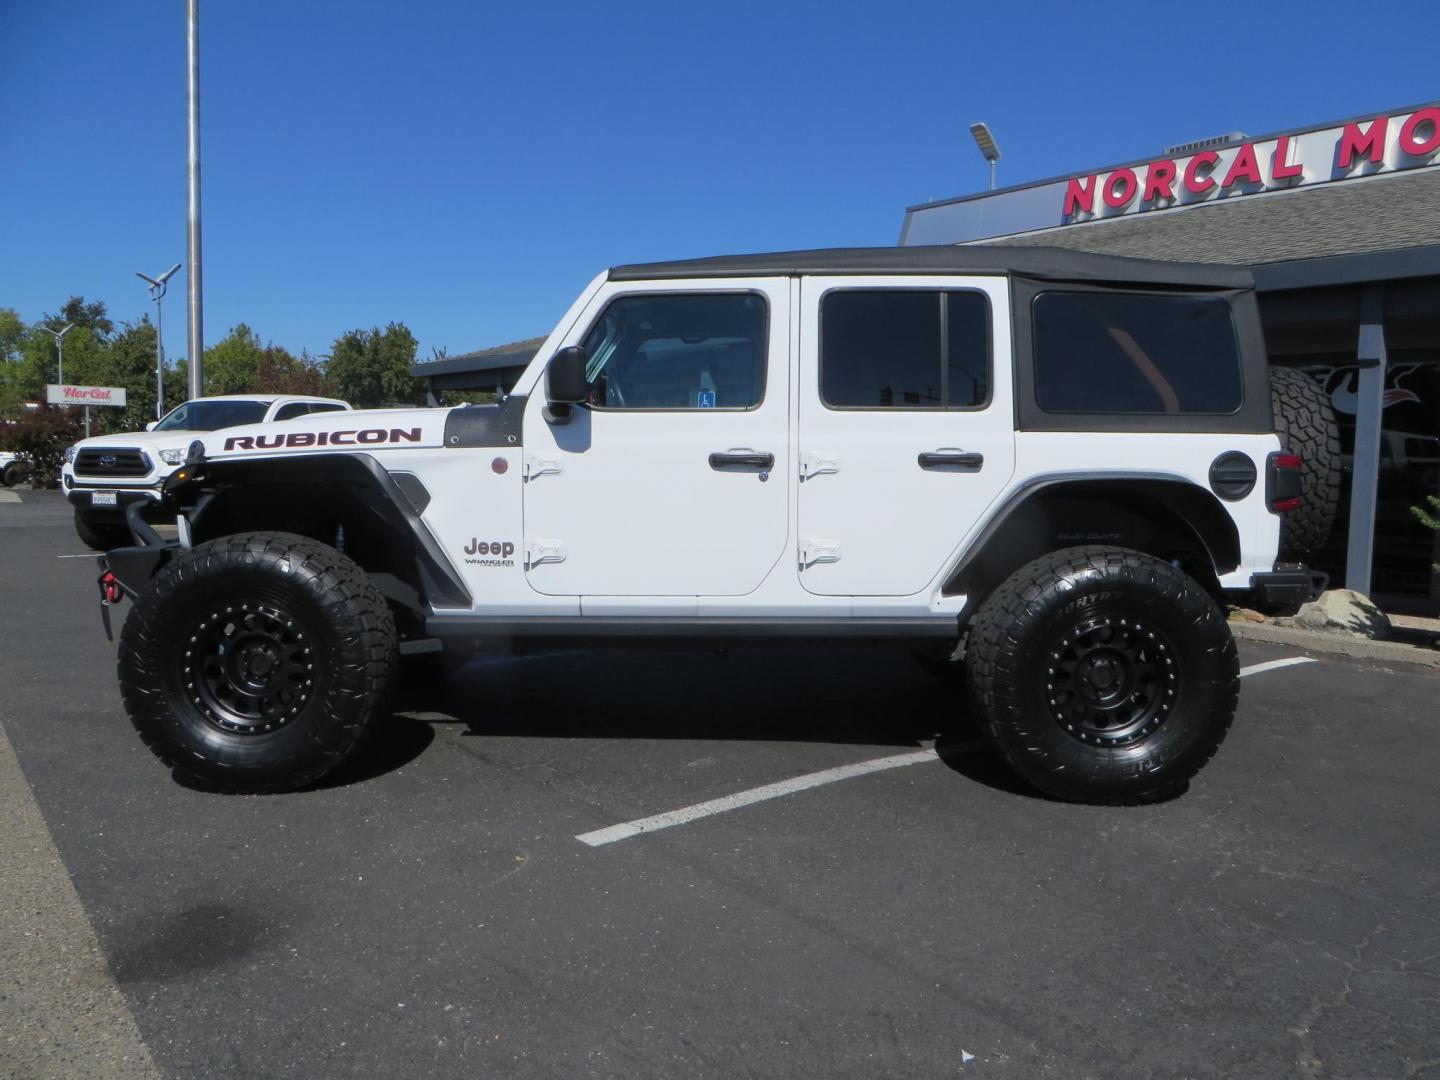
[{"x1": 1248, "y1": 568, "x2": 1323, "y2": 608}]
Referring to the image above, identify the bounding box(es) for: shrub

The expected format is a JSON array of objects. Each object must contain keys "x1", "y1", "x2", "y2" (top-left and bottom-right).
[
  {"x1": 1415, "y1": 495, "x2": 1440, "y2": 573},
  {"x1": 9, "y1": 407, "x2": 82, "y2": 488}
]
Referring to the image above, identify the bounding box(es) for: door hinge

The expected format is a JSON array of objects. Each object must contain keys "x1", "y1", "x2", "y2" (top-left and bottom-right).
[
  {"x1": 800, "y1": 452, "x2": 840, "y2": 480},
  {"x1": 525, "y1": 457, "x2": 563, "y2": 481},
  {"x1": 799, "y1": 539, "x2": 841, "y2": 569},
  {"x1": 526, "y1": 539, "x2": 567, "y2": 568}
]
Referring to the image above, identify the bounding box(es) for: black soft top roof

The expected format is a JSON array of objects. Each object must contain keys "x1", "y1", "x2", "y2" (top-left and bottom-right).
[{"x1": 610, "y1": 245, "x2": 1254, "y2": 290}]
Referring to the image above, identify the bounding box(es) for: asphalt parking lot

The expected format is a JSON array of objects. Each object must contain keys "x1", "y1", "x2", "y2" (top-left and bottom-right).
[{"x1": 3, "y1": 489, "x2": 1439, "y2": 1080}]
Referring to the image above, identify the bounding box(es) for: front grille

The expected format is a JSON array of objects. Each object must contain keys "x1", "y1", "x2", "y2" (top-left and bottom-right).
[{"x1": 75, "y1": 447, "x2": 151, "y2": 478}]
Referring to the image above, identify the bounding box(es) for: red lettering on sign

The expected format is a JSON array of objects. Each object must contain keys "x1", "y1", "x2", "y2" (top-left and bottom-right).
[
  {"x1": 1142, "y1": 160, "x2": 1177, "y2": 202},
  {"x1": 1399, "y1": 107, "x2": 1440, "y2": 157},
  {"x1": 1271, "y1": 135, "x2": 1304, "y2": 181},
  {"x1": 1183, "y1": 151, "x2": 1219, "y2": 194},
  {"x1": 1063, "y1": 174, "x2": 1098, "y2": 217},
  {"x1": 1338, "y1": 117, "x2": 1387, "y2": 168},
  {"x1": 1103, "y1": 168, "x2": 1138, "y2": 209},
  {"x1": 1221, "y1": 143, "x2": 1263, "y2": 188}
]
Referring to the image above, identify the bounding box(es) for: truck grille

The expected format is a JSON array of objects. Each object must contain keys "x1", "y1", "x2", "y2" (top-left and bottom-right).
[{"x1": 75, "y1": 448, "x2": 151, "y2": 478}]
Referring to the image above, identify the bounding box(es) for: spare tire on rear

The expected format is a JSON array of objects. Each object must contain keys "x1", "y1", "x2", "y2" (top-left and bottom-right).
[{"x1": 1269, "y1": 367, "x2": 1341, "y2": 560}]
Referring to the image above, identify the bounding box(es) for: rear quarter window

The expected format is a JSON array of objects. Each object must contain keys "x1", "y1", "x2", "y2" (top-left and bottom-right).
[{"x1": 1032, "y1": 291, "x2": 1243, "y2": 415}]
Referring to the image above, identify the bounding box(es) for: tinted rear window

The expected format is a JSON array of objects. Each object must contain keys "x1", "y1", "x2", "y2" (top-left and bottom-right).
[
  {"x1": 820, "y1": 289, "x2": 990, "y2": 409},
  {"x1": 1032, "y1": 292, "x2": 1242, "y2": 414}
]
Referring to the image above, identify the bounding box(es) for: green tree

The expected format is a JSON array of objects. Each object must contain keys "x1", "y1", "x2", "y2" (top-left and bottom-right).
[
  {"x1": 98, "y1": 318, "x2": 188, "y2": 433},
  {"x1": 0, "y1": 308, "x2": 29, "y2": 418},
  {"x1": 202, "y1": 324, "x2": 265, "y2": 395},
  {"x1": 325, "y1": 322, "x2": 422, "y2": 407},
  {"x1": 48, "y1": 296, "x2": 114, "y2": 339}
]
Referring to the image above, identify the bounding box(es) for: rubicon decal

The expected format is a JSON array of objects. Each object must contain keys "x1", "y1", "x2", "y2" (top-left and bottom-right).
[
  {"x1": 222, "y1": 427, "x2": 423, "y2": 451},
  {"x1": 464, "y1": 539, "x2": 515, "y2": 567}
]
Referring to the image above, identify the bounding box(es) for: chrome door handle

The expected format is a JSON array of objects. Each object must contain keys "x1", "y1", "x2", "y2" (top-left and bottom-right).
[
  {"x1": 918, "y1": 449, "x2": 984, "y2": 469},
  {"x1": 709, "y1": 450, "x2": 775, "y2": 470}
]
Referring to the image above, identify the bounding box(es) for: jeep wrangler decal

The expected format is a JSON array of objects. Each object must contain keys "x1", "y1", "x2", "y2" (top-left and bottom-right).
[
  {"x1": 222, "y1": 427, "x2": 423, "y2": 452},
  {"x1": 464, "y1": 539, "x2": 515, "y2": 567}
]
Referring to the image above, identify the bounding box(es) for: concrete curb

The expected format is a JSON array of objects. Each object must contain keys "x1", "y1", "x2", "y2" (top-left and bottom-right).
[{"x1": 1231, "y1": 620, "x2": 1440, "y2": 670}]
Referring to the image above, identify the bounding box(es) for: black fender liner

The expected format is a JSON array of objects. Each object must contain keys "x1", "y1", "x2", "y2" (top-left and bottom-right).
[
  {"x1": 177, "y1": 453, "x2": 470, "y2": 611},
  {"x1": 942, "y1": 473, "x2": 1242, "y2": 599}
]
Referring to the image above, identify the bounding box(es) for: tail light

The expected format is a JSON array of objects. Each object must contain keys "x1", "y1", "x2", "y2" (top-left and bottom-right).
[{"x1": 1267, "y1": 452, "x2": 1303, "y2": 513}]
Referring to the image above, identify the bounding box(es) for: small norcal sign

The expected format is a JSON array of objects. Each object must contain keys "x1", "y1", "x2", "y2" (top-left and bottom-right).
[{"x1": 46, "y1": 384, "x2": 127, "y2": 407}]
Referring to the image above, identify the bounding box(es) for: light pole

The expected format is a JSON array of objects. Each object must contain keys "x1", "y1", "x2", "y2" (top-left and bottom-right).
[
  {"x1": 36, "y1": 322, "x2": 79, "y2": 432},
  {"x1": 37, "y1": 322, "x2": 75, "y2": 386},
  {"x1": 186, "y1": 0, "x2": 204, "y2": 400},
  {"x1": 137, "y1": 263, "x2": 182, "y2": 419},
  {"x1": 970, "y1": 121, "x2": 1002, "y2": 191}
]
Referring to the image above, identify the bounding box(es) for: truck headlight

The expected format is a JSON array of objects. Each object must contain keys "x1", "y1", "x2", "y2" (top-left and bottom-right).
[
  {"x1": 158, "y1": 448, "x2": 187, "y2": 466},
  {"x1": 64, "y1": 445, "x2": 78, "y2": 464}
]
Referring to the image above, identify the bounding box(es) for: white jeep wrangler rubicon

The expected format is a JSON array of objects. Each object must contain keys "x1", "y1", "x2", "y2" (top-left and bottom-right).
[{"x1": 99, "y1": 247, "x2": 1338, "y2": 804}]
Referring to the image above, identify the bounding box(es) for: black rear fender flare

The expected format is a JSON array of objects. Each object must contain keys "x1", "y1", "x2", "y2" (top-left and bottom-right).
[{"x1": 944, "y1": 474, "x2": 1241, "y2": 603}]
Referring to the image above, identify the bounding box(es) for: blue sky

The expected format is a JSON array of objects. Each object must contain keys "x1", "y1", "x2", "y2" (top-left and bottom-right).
[{"x1": 3, "y1": 0, "x2": 1436, "y2": 363}]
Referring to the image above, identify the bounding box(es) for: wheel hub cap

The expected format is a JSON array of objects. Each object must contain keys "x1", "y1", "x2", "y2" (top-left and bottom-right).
[
  {"x1": 184, "y1": 604, "x2": 315, "y2": 734},
  {"x1": 1045, "y1": 616, "x2": 1177, "y2": 747}
]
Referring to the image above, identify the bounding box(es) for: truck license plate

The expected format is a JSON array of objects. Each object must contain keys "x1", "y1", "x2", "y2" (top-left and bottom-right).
[{"x1": 91, "y1": 492, "x2": 118, "y2": 507}]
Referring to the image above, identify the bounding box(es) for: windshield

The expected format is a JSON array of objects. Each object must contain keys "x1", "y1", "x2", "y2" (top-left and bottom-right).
[{"x1": 153, "y1": 400, "x2": 270, "y2": 432}]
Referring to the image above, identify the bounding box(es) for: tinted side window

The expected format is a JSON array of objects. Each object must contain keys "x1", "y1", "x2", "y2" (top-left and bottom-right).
[
  {"x1": 581, "y1": 293, "x2": 767, "y2": 410},
  {"x1": 307, "y1": 403, "x2": 346, "y2": 414},
  {"x1": 273, "y1": 403, "x2": 310, "y2": 421},
  {"x1": 1032, "y1": 292, "x2": 1242, "y2": 414},
  {"x1": 820, "y1": 290, "x2": 990, "y2": 409}
]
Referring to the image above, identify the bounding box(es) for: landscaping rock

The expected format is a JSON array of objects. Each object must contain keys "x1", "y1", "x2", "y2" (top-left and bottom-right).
[{"x1": 1275, "y1": 588, "x2": 1392, "y2": 639}]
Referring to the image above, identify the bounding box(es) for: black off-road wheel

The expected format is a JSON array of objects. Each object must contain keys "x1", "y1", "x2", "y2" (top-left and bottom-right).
[
  {"x1": 966, "y1": 546, "x2": 1239, "y2": 805},
  {"x1": 74, "y1": 508, "x2": 133, "y2": 551},
  {"x1": 117, "y1": 531, "x2": 397, "y2": 793},
  {"x1": 1270, "y1": 366, "x2": 1341, "y2": 560},
  {"x1": 2, "y1": 460, "x2": 25, "y2": 487}
]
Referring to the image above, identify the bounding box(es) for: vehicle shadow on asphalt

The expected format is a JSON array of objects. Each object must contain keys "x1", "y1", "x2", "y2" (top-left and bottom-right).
[{"x1": 382, "y1": 645, "x2": 1075, "y2": 802}]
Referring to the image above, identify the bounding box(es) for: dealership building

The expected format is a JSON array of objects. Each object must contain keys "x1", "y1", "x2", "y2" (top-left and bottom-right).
[
  {"x1": 418, "y1": 101, "x2": 1440, "y2": 614},
  {"x1": 914, "y1": 101, "x2": 1440, "y2": 613}
]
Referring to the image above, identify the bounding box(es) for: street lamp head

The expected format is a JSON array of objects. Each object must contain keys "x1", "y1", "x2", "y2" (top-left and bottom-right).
[
  {"x1": 136, "y1": 271, "x2": 161, "y2": 287},
  {"x1": 159, "y1": 263, "x2": 182, "y2": 284},
  {"x1": 37, "y1": 322, "x2": 75, "y2": 341},
  {"x1": 969, "y1": 122, "x2": 1001, "y2": 163}
]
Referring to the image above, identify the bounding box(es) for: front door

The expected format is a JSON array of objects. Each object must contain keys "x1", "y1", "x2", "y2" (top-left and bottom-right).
[
  {"x1": 523, "y1": 279, "x2": 791, "y2": 597},
  {"x1": 796, "y1": 276, "x2": 1016, "y2": 596}
]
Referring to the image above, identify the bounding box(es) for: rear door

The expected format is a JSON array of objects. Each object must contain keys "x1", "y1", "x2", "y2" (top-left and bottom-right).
[{"x1": 796, "y1": 275, "x2": 1015, "y2": 596}]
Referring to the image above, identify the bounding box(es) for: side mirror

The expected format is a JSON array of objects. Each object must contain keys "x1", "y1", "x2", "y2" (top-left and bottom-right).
[
  {"x1": 145, "y1": 421, "x2": 159, "y2": 431},
  {"x1": 544, "y1": 346, "x2": 588, "y2": 425}
]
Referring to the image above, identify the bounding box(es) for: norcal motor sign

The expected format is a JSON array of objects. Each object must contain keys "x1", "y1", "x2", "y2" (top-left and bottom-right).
[
  {"x1": 46, "y1": 384, "x2": 127, "y2": 406},
  {"x1": 1062, "y1": 105, "x2": 1440, "y2": 223}
]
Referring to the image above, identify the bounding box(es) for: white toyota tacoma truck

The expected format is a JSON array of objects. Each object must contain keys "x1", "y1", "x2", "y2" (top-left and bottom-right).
[
  {"x1": 63, "y1": 394, "x2": 350, "y2": 549},
  {"x1": 98, "y1": 246, "x2": 1338, "y2": 804}
]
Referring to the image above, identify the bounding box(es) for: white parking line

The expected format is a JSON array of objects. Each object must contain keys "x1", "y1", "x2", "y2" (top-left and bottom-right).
[
  {"x1": 576, "y1": 749, "x2": 941, "y2": 847},
  {"x1": 1240, "y1": 656, "x2": 1317, "y2": 678},
  {"x1": 576, "y1": 655, "x2": 1319, "y2": 847}
]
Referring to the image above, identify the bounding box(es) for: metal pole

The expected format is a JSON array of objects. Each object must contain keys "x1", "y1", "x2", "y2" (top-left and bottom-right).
[
  {"x1": 154, "y1": 289, "x2": 165, "y2": 418},
  {"x1": 57, "y1": 333, "x2": 63, "y2": 387},
  {"x1": 1344, "y1": 285, "x2": 1388, "y2": 597},
  {"x1": 186, "y1": 0, "x2": 204, "y2": 399},
  {"x1": 990, "y1": 160, "x2": 996, "y2": 191}
]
